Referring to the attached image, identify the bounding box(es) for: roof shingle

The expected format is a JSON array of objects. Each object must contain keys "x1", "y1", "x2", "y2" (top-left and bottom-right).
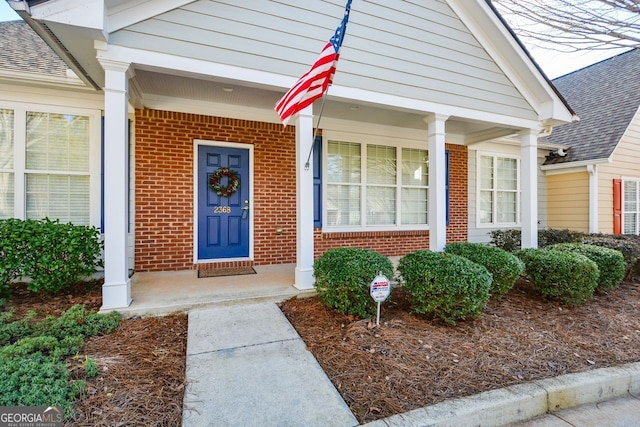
[
  {"x1": 543, "y1": 48, "x2": 640, "y2": 165},
  {"x1": 0, "y1": 20, "x2": 67, "y2": 77}
]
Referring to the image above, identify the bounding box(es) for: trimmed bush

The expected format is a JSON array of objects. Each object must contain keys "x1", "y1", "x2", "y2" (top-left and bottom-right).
[
  {"x1": 398, "y1": 251, "x2": 492, "y2": 325},
  {"x1": 516, "y1": 248, "x2": 599, "y2": 305},
  {"x1": 445, "y1": 242, "x2": 524, "y2": 298},
  {"x1": 0, "y1": 218, "x2": 103, "y2": 294},
  {"x1": 313, "y1": 247, "x2": 394, "y2": 318},
  {"x1": 539, "y1": 229, "x2": 584, "y2": 248},
  {"x1": 488, "y1": 229, "x2": 522, "y2": 253},
  {"x1": 581, "y1": 235, "x2": 640, "y2": 281},
  {"x1": 547, "y1": 243, "x2": 625, "y2": 290},
  {"x1": 489, "y1": 228, "x2": 584, "y2": 253}
]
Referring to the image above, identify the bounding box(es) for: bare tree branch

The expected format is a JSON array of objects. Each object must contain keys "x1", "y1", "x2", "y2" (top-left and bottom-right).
[{"x1": 492, "y1": 0, "x2": 640, "y2": 52}]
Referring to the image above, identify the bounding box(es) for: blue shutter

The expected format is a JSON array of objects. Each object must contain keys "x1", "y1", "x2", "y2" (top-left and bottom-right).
[
  {"x1": 313, "y1": 136, "x2": 322, "y2": 228},
  {"x1": 446, "y1": 150, "x2": 450, "y2": 225}
]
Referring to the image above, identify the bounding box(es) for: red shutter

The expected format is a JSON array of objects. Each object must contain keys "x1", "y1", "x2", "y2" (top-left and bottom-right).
[{"x1": 613, "y1": 179, "x2": 622, "y2": 234}]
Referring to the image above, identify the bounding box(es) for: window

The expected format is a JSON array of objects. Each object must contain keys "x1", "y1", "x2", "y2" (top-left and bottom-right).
[
  {"x1": 325, "y1": 141, "x2": 429, "y2": 229},
  {"x1": 0, "y1": 106, "x2": 97, "y2": 226},
  {"x1": 478, "y1": 154, "x2": 519, "y2": 225},
  {"x1": 623, "y1": 179, "x2": 640, "y2": 235},
  {"x1": 0, "y1": 109, "x2": 14, "y2": 219}
]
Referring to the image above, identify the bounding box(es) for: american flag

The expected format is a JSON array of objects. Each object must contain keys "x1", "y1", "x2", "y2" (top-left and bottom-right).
[{"x1": 275, "y1": 0, "x2": 353, "y2": 127}]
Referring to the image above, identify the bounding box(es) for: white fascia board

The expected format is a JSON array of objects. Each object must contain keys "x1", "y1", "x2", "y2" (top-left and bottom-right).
[
  {"x1": 541, "y1": 158, "x2": 612, "y2": 175},
  {"x1": 446, "y1": 0, "x2": 573, "y2": 125},
  {"x1": 142, "y1": 94, "x2": 279, "y2": 124},
  {"x1": 107, "y1": 0, "x2": 195, "y2": 33},
  {"x1": 96, "y1": 44, "x2": 289, "y2": 90},
  {"x1": 29, "y1": 0, "x2": 105, "y2": 31},
  {"x1": 99, "y1": 44, "x2": 542, "y2": 130},
  {"x1": 330, "y1": 86, "x2": 542, "y2": 130},
  {"x1": 0, "y1": 69, "x2": 88, "y2": 89}
]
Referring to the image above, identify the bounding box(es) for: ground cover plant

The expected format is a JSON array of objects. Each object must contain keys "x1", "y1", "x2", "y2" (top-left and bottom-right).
[
  {"x1": 0, "y1": 304, "x2": 120, "y2": 416},
  {"x1": 1, "y1": 281, "x2": 187, "y2": 426}
]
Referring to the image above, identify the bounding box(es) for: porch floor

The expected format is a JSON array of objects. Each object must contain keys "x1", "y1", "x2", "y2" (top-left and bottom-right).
[{"x1": 108, "y1": 263, "x2": 315, "y2": 317}]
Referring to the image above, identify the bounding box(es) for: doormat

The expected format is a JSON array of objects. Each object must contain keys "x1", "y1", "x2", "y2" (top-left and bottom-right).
[{"x1": 197, "y1": 266, "x2": 257, "y2": 278}]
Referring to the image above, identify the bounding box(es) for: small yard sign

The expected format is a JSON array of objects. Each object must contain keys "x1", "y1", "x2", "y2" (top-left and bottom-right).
[{"x1": 370, "y1": 272, "x2": 391, "y2": 326}]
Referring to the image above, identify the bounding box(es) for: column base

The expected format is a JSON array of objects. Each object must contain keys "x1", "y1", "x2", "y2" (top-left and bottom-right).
[
  {"x1": 101, "y1": 280, "x2": 132, "y2": 311},
  {"x1": 294, "y1": 267, "x2": 315, "y2": 290}
]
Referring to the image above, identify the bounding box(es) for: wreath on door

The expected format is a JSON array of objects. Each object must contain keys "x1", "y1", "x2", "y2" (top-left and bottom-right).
[{"x1": 209, "y1": 167, "x2": 240, "y2": 197}]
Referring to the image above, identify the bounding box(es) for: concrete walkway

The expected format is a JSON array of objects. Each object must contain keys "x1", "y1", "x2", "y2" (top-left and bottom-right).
[
  {"x1": 182, "y1": 303, "x2": 358, "y2": 427},
  {"x1": 515, "y1": 394, "x2": 640, "y2": 426},
  {"x1": 182, "y1": 301, "x2": 640, "y2": 427}
]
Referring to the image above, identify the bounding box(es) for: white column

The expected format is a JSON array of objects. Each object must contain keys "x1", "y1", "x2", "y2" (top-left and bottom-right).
[
  {"x1": 426, "y1": 114, "x2": 449, "y2": 252},
  {"x1": 101, "y1": 60, "x2": 133, "y2": 309},
  {"x1": 520, "y1": 129, "x2": 539, "y2": 248},
  {"x1": 587, "y1": 164, "x2": 599, "y2": 233},
  {"x1": 294, "y1": 107, "x2": 315, "y2": 290}
]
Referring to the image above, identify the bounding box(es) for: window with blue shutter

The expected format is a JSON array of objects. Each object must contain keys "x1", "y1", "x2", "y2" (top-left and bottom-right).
[{"x1": 313, "y1": 135, "x2": 322, "y2": 228}]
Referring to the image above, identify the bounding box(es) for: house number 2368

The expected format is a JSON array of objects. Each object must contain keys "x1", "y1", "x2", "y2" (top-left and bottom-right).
[{"x1": 214, "y1": 206, "x2": 231, "y2": 214}]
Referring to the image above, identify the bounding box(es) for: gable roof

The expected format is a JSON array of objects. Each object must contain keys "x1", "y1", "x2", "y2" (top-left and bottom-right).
[
  {"x1": 543, "y1": 48, "x2": 640, "y2": 165},
  {"x1": 0, "y1": 20, "x2": 67, "y2": 78}
]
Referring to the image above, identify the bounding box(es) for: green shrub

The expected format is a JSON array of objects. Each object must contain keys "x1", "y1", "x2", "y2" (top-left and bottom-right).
[
  {"x1": 398, "y1": 251, "x2": 492, "y2": 325},
  {"x1": 547, "y1": 243, "x2": 625, "y2": 290},
  {"x1": 581, "y1": 235, "x2": 640, "y2": 281},
  {"x1": 0, "y1": 218, "x2": 103, "y2": 294},
  {"x1": 488, "y1": 229, "x2": 522, "y2": 253},
  {"x1": 445, "y1": 242, "x2": 524, "y2": 298},
  {"x1": 489, "y1": 228, "x2": 584, "y2": 253},
  {"x1": 313, "y1": 247, "x2": 394, "y2": 318},
  {"x1": 539, "y1": 229, "x2": 585, "y2": 248},
  {"x1": 517, "y1": 248, "x2": 599, "y2": 305}
]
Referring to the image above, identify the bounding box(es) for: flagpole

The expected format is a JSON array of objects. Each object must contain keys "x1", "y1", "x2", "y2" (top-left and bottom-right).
[{"x1": 304, "y1": 91, "x2": 330, "y2": 170}]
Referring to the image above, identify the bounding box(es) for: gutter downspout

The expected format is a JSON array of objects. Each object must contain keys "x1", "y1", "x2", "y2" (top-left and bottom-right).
[{"x1": 587, "y1": 164, "x2": 598, "y2": 234}]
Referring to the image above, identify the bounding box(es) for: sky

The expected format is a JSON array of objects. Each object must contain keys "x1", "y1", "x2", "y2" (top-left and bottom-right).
[{"x1": 0, "y1": 1, "x2": 626, "y2": 80}]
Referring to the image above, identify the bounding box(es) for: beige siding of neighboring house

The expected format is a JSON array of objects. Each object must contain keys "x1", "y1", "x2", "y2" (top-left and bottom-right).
[
  {"x1": 109, "y1": 0, "x2": 537, "y2": 121},
  {"x1": 546, "y1": 172, "x2": 589, "y2": 232},
  {"x1": 598, "y1": 107, "x2": 640, "y2": 234}
]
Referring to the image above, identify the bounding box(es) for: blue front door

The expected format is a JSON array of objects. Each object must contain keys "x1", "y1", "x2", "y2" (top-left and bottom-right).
[{"x1": 197, "y1": 145, "x2": 250, "y2": 260}]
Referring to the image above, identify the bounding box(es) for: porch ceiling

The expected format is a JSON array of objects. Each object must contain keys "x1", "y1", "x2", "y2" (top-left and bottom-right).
[{"x1": 132, "y1": 68, "x2": 520, "y2": 143}]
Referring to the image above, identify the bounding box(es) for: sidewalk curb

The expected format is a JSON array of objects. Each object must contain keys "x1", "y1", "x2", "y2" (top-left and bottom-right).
[{"x1": 362, "y1": 362, "x2": 640, "y2": 427}]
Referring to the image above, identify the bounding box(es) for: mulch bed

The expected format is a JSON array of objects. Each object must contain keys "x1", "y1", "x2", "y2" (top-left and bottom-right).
[
  {"x1": 3, "y1": 281, "x2": 187, "y2": 427},
  {"x1": 279, "y1": 278, "x2": 640, "y2": 424},
  {"x1": 5, "y1": 277, "x2": 640, "y2": 425}
]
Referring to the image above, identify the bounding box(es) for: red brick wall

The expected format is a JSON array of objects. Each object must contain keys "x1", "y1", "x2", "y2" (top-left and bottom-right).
[
  {"x1": 135, "y1": 109, "x2": 297, "y2": 272},
  {"x1": 134, "y1": 110, "x2": 468, "y2": 271},
  {"x1": 446, "y1": 143, "x2": 468, "y2": 242},
  {"x1": 313, "y1": 143, "x2": 468, "y2": 257}
]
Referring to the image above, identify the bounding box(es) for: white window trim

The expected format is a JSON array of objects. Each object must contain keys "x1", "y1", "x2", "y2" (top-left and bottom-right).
[
  {"x1": 322, "y1": 135, "x2": 430, "y2": 233},
  {"x1": 621, "y1": 177, "x2": 640, "y2": 235},
  {"x1": 0, "y1": 103, "x2": 101, "y2": 227},
  {"x1": 475, "y1": 151, "x2": 521, "y2": 229}
]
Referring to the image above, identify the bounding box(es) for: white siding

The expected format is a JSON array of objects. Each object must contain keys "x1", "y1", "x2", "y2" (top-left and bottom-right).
[
  {"x1": 109, "y1": 0, "x2": 537, "y2": 121},
  {"x1": 467, "y1": 144, "x2": 547, "y2": 244}
]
